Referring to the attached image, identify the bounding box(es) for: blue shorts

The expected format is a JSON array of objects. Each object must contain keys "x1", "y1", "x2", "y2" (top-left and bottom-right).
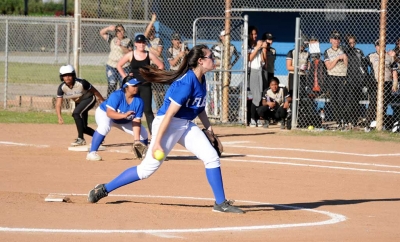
[{"x1": 106, "y1": 65, "x2": 129, "y2": 86}]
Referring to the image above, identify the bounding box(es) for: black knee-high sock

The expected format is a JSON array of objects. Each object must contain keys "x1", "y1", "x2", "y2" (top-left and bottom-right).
[{"x1": 73, "y1": 115, "x2": 85, "y2": 139}]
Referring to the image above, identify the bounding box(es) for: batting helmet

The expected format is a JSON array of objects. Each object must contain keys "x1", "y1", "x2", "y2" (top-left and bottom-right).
[{"x1": 59, "y1": 65, "x2": 76, "y2": 81}]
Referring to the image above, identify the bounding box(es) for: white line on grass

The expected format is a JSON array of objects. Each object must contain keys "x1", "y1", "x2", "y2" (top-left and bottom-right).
[{"x1": 0, "y1": 194, "x2": 346, "y2": 234}]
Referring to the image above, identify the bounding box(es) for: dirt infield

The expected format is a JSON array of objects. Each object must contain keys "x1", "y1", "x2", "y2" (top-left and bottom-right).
[{"x1": 1, "y1": 123, "x2": 399, "y2": 242}]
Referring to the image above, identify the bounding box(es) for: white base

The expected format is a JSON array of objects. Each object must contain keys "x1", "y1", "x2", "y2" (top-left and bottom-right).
[
  {"x1": 68, "y1": 145, "x2": 106, "y2": 152},
  {"x1": 45, "y1": 194, "x2": 71, "y2": 202}
]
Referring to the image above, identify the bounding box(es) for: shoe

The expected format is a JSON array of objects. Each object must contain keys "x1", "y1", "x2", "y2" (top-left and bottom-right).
[
  {"x1": 213, "y1": 200, "x2": 245, "y2": 214},
  {"x1": 280, "y1": 120, "x2": 286, "y2": 129},
  {"x1": 249, "y1": 119, "x2": 256, "y2": 128},
  {"x1": 86, "y1": 152, "x2": 102, "y2": 161},
  {"x1": 263, "y1": 120, "x2": 269, "y2": 128},
  {"x1": 71, "y1": 138, "x2": 86, "y2": 146},
  {"x1": 257, "y1": 120, "x2": 263, "y2": 128},
  {"x1": 87, "y1": 184, "x2": 108, "y2": 203}
]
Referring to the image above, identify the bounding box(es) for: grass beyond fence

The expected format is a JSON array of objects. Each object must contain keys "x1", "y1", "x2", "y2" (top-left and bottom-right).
[{"x1": 0, "y1": 62, "x2": 105, "y2": 84}]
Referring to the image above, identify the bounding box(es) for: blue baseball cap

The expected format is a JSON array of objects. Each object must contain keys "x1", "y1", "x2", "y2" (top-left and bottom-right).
[{"x1": 123, "y1": 78, "x2": 141, "y2": 88}]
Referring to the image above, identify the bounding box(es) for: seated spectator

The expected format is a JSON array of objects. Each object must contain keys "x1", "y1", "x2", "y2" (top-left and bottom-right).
[{"x1": 257, "y1": 77, "x2": 291, "y2": 129}]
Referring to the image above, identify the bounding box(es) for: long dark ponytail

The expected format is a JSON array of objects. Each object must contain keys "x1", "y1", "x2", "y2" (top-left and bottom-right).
[{"x1": 140, "y1": 44, "x2": 209, "y2": 84}]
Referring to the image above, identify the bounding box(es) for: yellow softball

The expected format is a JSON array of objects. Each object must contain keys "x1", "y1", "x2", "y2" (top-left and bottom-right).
[{"x1": 154, "y1": 150, "x2": 165, "y2": 161}]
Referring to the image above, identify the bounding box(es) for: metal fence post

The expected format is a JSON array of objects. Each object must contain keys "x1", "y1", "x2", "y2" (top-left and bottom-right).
[{"x1": 291, "y1": 17, "x2": 300, "y2": 129}]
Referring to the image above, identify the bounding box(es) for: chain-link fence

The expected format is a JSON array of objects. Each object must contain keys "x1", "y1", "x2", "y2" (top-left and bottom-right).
[{"x1": 1, "y1": 1, "x2": 400, "y2": 131}]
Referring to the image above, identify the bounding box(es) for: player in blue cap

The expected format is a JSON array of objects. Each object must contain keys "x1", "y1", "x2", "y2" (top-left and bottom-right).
[
  {"x1": 86, "y1": 78, "x2": 149, "y2": 161},
  {"x1": 87, "y1": 44, "x2": 244, "y2": 213}
]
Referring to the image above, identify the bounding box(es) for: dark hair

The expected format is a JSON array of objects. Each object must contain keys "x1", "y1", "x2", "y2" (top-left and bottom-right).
[
  {"x1": 115, "y1": 24, "x2": 125, "y2": 31},
  {"x1": 269, "y1": 76, "x2": 280, "y2": 85},
  {"x1": 346, "y1": 34, "x2": 357, "y2": 43},
  {"x1": 248, "y1": 26, "x2": 258, "y2": 46},
  {"x1": 140, "y1": 44, "x2": 209, "y2": 84}
]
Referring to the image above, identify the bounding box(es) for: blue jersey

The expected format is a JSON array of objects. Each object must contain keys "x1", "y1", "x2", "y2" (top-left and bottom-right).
[
  {"x1": 157, "y1": 70, "x2": 207, "y2": 120},
  {"x1": 100, "y1": 89, "x2": 144, "y2": 124}
]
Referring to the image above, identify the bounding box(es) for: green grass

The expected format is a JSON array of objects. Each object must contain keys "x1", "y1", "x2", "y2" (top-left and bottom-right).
[
  {"x1": 0, "y1": 62, "x2": 105, "y2": 85},
  {"x1": 0, "y1": 110, "x2": 95, "y2": 124}
]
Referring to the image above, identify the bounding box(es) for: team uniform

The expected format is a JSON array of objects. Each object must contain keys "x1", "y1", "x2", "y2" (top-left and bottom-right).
[
  {"x1": 257, "y1": 86, "x2": 290, "y2": 122},
  {"x1": 343, "y1": 46, "x2": 368, "y2": 124},
  {"x1": 86, "y1": 86, "x2": 149, "y2": 161},
  {"x1": 89, "y1": 70, "x2": 230, "y2": 206},
  {"x1": 324, "y1": 46, "x2": 348, "y2": 123},
  {"x1": 57, "y1": 78, "x2": 97, "y2": 142},
  {"x1": 366, "y1": 51, "x2": 398, "y2": 127},
  {"x1": 286, "y1": 49, "x2": 309, "y2": 96},
  {"x1": 95, "y1": 89, "x2": 148, "y2": 140}
]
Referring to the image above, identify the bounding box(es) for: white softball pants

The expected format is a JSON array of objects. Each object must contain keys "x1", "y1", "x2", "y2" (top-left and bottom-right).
[
  {"x1": 94, "y1": 107, "x2": 148, "y2": 140},
  {"x1": 137, "y1": 115, "x2": 220, "y2": 179}
]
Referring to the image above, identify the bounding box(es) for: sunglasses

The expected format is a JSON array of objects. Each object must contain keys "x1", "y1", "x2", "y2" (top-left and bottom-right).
[
  {"x1": 115, "y1": 29, "x2": 124, "y2": 33},
  {"x1": 203, "y1": 54, "x2": 215, "y2": 60}
]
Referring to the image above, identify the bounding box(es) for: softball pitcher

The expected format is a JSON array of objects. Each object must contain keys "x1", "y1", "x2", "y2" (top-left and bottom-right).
[
  {"x1": 86, "y1": 78, "x2": 149, "y2": 161},
  {"x1": 87, "y1": 45, "x2": 244, "y2": 214}
]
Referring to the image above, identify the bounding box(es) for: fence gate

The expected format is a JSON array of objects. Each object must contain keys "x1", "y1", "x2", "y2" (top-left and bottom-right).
[{"x1": 193, "y1": 16, "x2": 248, "y2": 125}]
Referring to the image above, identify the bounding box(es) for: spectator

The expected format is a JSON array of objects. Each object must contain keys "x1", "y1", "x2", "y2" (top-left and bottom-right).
[
  {"x1": 366, "y1": 39, "x2": 398, "y2": 128},
  {"x1": 117, "y1": 34, "x2": 165, "y2": 135},
  {"x1": 100, "y1": 24, "x2": 133, "y2": 98},
  {"x1": 343, "y1": 34, "x2": 369, "y2": 125},
  {"x1": 143, "y1": 13, "x2": 165, "y2": 111},
  {"x1": 324, "y1": 30, "x2": 348, "y2": 126},
  {"x1": 56, "y1": 65, "x2": 105, "y2": 146},
  {"x1": 211, "y1": 30, "x2": 240, "y2": 70},
  {"x1": 286, "y1": 40, "x2": 310, "y2": 97},
  {"x1": 257, "y1": 77, "x2": 291, "y2": 129},
  {"x1": 247, "y1": 26, "x2": 265, "y2": 127},
  {"x1": 210, "y1": 30, "x2": 241, "y2": 117},
  {"x1": 144, "y1": 13, "x2": 163, "y2": 63},
  {"x1": 261, "y1": 32, "x2": 277, "y2": 91},
  {"x1": 168, "y1": 33, "x2": 189, "y2": 71}
]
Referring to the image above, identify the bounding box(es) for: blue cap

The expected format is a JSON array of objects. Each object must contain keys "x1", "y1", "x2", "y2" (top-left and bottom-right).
[{"x1": 123, "y1": 78, "x2": 141, "y2": 88}]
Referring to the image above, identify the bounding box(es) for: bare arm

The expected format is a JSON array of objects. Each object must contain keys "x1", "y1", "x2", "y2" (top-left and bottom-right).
[
  {"x1": 198, "y1": 110, "x2": 212, "y2": 132},
  {"x1": 117, "y1": 52, "x2": 133, "y2": 79},
  {"x1": 106, "y1": 108, "x2": 134, "y2": 120},
  {"x1": 286, "y1": 59, "x2": 294, "y2": 72},
  {"x1": 89, "y1": 86, "x2": 105, "y2": 103},
  {"x1": 325, "y1": 54, "x2": 347, "y2": 70},
  {"x1": 248, "y1": 40, "x2": 263, "y2": 62},
  {"x1": 149, "y1": 52, "x2": 165, "y2": 70},
  {"x1": 100, "y1": 25, "x2": 114, "y2": 41},
  {"x1": 55, "y1": 97, "x2": 64, "y2": 124},
  {"x1": 149, "y1": 45, "x2": 163, "y2": 58},
  {"x1": 169, "y1": 50, "x2": 185, "y2": 68},
  {"x1": 132, "y1": 118, "x2": 141, "y2": 142},
  {"x1": 393, "y1": 70, "x2": 399, "y2": 92},
  {"x1": 144, "y1": 13, "x2": 157, "y2": 38}
]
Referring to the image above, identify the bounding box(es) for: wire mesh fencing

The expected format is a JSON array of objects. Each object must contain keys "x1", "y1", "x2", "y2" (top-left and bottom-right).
[{"x1": 1, "y1": 0, "x2": 400, "y2": 131}]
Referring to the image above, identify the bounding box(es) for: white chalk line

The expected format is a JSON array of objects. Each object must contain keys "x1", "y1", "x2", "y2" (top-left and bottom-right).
[
  {"x1": 171, "y1": 149, "x2": 400, "y2": 173},
  {"x1": 0, "y1": 194, "x2": 346, "y2": 234},
  {"x1": 0, "y1": 141, "x2": 49, "y2": 148},
  {"x1": 225, "y1": 145, "x2": 400, "y2": 157},
  {"x1": 222, "y1": 158, "x2": 400, "y2": 174}
]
